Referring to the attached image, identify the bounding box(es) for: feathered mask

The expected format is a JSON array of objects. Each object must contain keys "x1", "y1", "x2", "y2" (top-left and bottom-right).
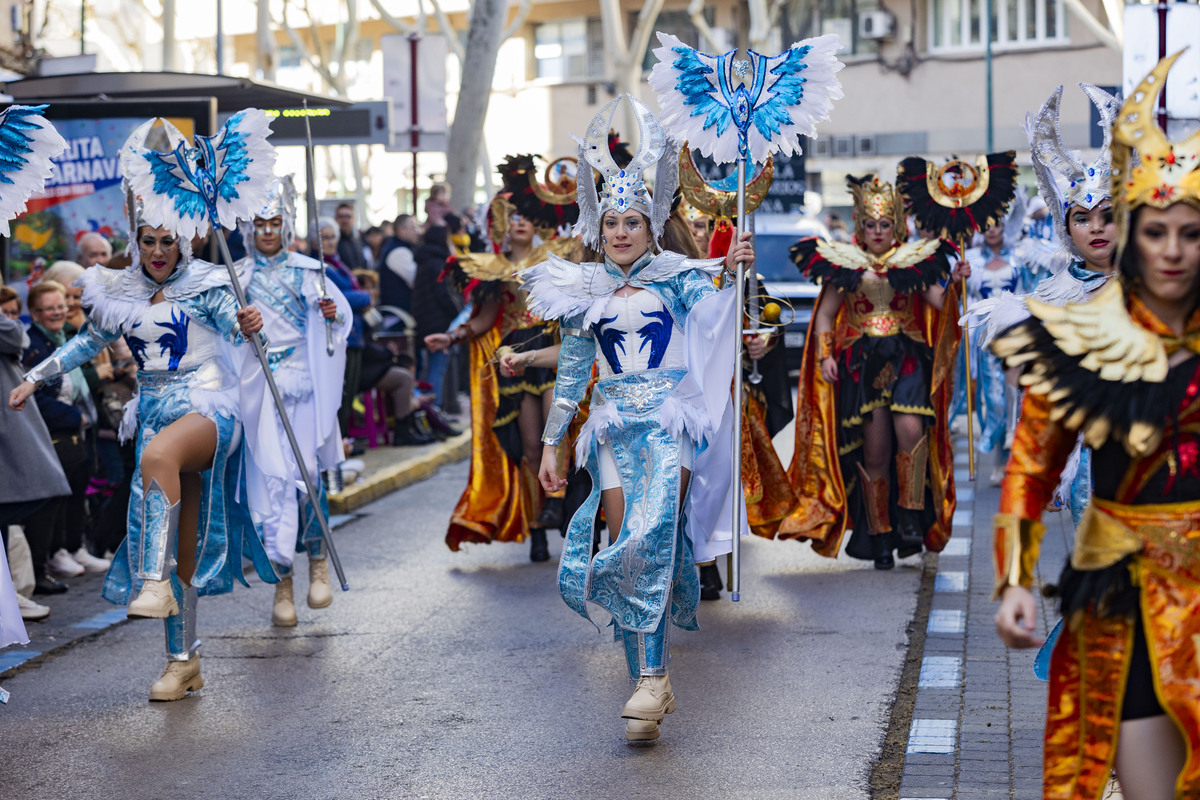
[
  {"x1": 1026, "y1": 83, "x2": 1120, "y2": 260},
  {"x1": 574, "y1": 94, "x2": 677, "y2": 249}
]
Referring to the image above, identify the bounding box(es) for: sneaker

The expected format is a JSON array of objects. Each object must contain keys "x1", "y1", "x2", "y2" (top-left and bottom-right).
[
  {"x1": 73, "y1": 548, "x2": 111, "y2": 573},
  {"x1": 47, "y1": 548, "x2": 85, "y2": 579},
  {"x1": 16, "y1": 593, "x2": 50, "y2": 621}
]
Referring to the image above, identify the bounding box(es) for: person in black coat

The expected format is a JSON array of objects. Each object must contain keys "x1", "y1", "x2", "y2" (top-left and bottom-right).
[{"x1": 412, "y1": 222, "x2": 462, "y2": 409}]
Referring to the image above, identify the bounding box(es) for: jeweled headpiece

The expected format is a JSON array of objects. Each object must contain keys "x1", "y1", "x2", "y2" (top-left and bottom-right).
[
  {"x1": 847, "y1": 173, "x2": 904, "y2": 243},
  {"x1": 575, "y1": 94, "x2": 676, "y2": 249},
  {"x1": 1027, "y1": 83, "x2": 1120, "y2": 260},
  {"x1": 1112, "y1": 50, "x2": 1200, "y2": 257}
]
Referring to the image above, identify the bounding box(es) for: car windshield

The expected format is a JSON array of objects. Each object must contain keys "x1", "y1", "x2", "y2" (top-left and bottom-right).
[{"x1": 754, "y1": 233, "x2": 812, "y2": 281}]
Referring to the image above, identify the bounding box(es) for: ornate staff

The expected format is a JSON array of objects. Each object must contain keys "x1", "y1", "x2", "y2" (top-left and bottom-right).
[
  {"x1": 650, "y1": 32, "x2": 844, "y2": 600},
  {"x1": 897, "y1": 153, "x2": 1018, "y2": 480},
  {"x1": 301, "y1": 100, "x2": 336, "y2": 356},
  {"x1": 126, "y1": 111, "x2": 350, "y2": 591}
]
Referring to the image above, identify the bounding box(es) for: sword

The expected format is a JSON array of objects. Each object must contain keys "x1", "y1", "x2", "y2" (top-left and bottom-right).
[{"x1": 303, "y1": 99, "x2": 336, "y2": 357}]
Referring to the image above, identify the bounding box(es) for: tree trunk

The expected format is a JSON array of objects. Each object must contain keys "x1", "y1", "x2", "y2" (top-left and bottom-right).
[{"x1": 445, "y1": 0, "x2": 509, "y2": 210}]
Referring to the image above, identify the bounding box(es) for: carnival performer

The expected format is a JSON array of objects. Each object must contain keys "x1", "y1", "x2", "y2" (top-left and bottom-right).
[
  {"x1": 784, "y1": 173, "x2": 964, "y2": 569},
  {"x1": 237, "y1": 175, "x2": 350, "y2": 627},
  {"x1": 675, "y1": 149, "x2": 797, "y2": 597},
  {"x1": 9, "y1": 123, "x2": 278, "y2": 702},
  {"x1": 521, "y1": 94, "x2": 752, "y2": 742},
  {"x1": 425, "y1": 154, "x2": 579, "y2": 561},
  {"x1": 960, "y1": 191, "x2": 1047, "y2": 482},
  {"x1": 990, "y1": 53, "x2": 1200, "y2": 799},
  {"x1": 965, "y1": 83, "x2": 1121, "y2": 523}
]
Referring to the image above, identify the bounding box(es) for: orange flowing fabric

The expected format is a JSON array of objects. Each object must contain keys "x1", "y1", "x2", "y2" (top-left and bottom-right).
[
  {"x1": 778, "y1": 283, "x2": 960, "y2": 556},
  {"x1": 742, "y1": 390, "x2": 799, "y2": 539},
  {"x1": 444, "y1": 326, "x2": 529, "y2": 551}
]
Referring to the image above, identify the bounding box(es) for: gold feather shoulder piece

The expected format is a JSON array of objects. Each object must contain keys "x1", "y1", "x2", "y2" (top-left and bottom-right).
[
  {"x1": 457, "y1": 252, "x2": 518, "y2": 282},
  {"x1": 890, "y1": 238, "x2": 943, "y2": 269},
  {"x1": 815, "y1": 239, "x2": 873, "y2": 271},
  {"x1": 992, "y1": 280, "x2": 1171, "y2": 455},
  {"x1": 1024, "y1": 280, "x2": 1168, "y2": 383}
]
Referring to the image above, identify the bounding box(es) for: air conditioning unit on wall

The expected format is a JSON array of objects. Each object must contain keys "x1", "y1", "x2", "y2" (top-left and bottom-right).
[{"x1": 859, "y1": 10, "x2": 895, "y2": 40}]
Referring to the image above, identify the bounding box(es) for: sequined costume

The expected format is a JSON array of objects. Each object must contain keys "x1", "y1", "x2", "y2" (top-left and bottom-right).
[
  {"x1": 781, "y1": 175, "x2": 960, "y2": 561},
  {"x1": 237, "y1": 176, "x2": 350, "y2": 573},
  {"x1": 993, "y1": 283, "x2": 1200, "y2": 799},
  {"x1": 444, "y1": 153, "x2": 579, "y2": 551},
  {"x1": 239, "y1": 249, "x2": 349, "y2": 569},
  {"x1": 22, "y1": 258, "x2": 278, "y2": 661},
  {"x1": 522, "y1": 247, "x2": 742, "y2": 678},
  {"x1": 991, "y1": 55, "x2": 1200, "y2": 799}
]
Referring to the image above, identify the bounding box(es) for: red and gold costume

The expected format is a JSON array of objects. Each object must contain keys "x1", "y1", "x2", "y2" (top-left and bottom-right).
[
  {"x1": 991, "y1": 53, "x2": 1200, "y2": 799},
  {"x1": 444, "y1": 155, "x2": 579, "y2": 551},
  {"x1": 780, "y1": 174, "x2": 960, "y2": 560},
  {"x1": 677, "y1": 144, "x2": 797, "y2": 538}
]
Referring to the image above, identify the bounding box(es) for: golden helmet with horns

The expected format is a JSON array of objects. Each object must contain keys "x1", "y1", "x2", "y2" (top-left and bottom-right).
[{"x1": 1111, "y1": 50, "x2": 1200, "y2": 257}]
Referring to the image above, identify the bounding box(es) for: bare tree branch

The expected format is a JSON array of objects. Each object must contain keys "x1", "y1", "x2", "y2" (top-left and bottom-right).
[
  {"x1": 687, "y1": 0, "x2": 723, "y2": 51},
  {"x1": 501, "y1": 0, "x2": 532, "y2": 41},
  {"x1": 368, "y1": 0, "x2": 415, "y2": 34},
  {"x1": 1062, "y1": 0, "x2": 1120, "y2": 51},
  {"x1": 427, "y1": 0, "x2": 466, "y2": 61}
]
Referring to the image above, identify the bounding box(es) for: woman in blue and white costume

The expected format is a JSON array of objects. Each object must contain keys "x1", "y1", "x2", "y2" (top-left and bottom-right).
[
  {"x1": 237, "y1": 175, "x2": 349, "y2": 628},
  {"x1": 9, "y1": 184, "x2": 277, "y2": 701},
  {"x1": 523, "y1": 95, "x2": 752, "y2": 743},
  {"x1": 965, "y1": 83, "x2": 1120, "y2": 522},
  {"x1": 959, "y1": 189, "x2": 1053, "y2": 483}
]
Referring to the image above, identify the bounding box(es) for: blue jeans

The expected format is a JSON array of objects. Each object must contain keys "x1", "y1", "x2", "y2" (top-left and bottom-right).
[{"x1": 424, "y1": 349, "x2": 450, "y2": 407}]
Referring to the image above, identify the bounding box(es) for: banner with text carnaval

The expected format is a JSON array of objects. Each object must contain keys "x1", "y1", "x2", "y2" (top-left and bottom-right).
[{"x1": 5, "y1": 116, "x2": 195, "y2": 285}]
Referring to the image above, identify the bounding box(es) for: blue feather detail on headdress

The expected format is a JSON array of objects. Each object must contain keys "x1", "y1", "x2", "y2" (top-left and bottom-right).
[
  {"x1": 0, "y1": 105, "x2": 68, "y2": 236},
  {"x1": 128, "y1": 109, "x2": 277, "y2": 240},
  {"x1": 649, "y1": 32, "x2": 844, "y2": 166}
]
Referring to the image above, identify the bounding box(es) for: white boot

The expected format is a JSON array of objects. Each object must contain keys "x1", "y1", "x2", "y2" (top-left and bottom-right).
[
  {"x1": 127, "y1": 579, "x2": 179, "y2": 619},
  {"x1": 307, "y1": 558, "x2": 332, "y2": 609},
  {"x1": 148, "y1": 656, "x2": 203, "y2": 701},
  {"x1": 621, "y1": 674, "x2": 675, "y2": 722},
  {"x1": 272, "y1": 576, "x2": 297, "y2": 627}
]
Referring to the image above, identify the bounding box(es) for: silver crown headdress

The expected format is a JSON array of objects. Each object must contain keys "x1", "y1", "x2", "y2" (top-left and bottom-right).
[
  {"x1": 575, "y1": 94, "x2": 677, "y2": 249},
  {"x1": 1026, "y1": 83, "x2": 1121, "y2": 260},
  {"x1": 239, "y1": 174, "x2": 298, "y2": 256}
]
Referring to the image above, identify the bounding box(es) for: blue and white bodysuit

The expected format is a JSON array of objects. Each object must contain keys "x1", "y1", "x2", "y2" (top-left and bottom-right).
[
  {"x1": 239, "y1": 250, "x2": 349, "y2": 571},
  {"x1": 23, "y1": 260, "x2": 277, "y2": 662},
  {"x1": 522, "y1": 250, "x2": 746, "y2": 680}
]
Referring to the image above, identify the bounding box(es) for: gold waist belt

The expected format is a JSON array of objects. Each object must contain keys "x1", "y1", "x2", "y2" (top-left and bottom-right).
[
  {"x1": 846, "y1": 313, "x2": 903, "y2": 337},
  {"x1": 1074, "y1": 498, "x2": 1200, "y2": 571}
]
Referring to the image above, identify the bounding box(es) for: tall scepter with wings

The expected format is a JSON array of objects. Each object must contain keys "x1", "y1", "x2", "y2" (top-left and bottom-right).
[
  {"x1": 896, "y1": 152, "x2": 1018, "y2": 479},
  {"x1": 0, "y1": 104, "x2": 68, "y2": 235},
  {"x1": 650, "y1": 32, "x2": 844, "y2": 600},
  {"x1": 125, "y1": 110, "x2": 350, "y2": 592}
]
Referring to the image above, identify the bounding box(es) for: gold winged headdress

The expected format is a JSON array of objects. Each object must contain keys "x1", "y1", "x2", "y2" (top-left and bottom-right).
[
  {"x1": 846, "y1": 173, "x2": 905, "y2": 244},
  {"x1": 1111, "y1": 50, "x2": 1200, "y2": 258}
]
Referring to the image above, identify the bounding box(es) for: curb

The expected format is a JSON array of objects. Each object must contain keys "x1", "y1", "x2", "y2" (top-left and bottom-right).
[{"x1": 327, "y1": 430, "x2": 472, "y2": 515}]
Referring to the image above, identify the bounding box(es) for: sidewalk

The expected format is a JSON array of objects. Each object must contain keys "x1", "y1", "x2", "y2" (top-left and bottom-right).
[
  {"x1": 896, "y1": 440, "x2": 1121, "y2": 800},
  {"x1": 1, "y1": 431, "x2": 470, "y2": 682}
]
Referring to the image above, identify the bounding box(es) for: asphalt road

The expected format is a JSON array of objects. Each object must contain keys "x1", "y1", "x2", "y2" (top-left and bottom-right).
[{"x1": 0, "y1": 460, "x2": 925, "y2": 800}]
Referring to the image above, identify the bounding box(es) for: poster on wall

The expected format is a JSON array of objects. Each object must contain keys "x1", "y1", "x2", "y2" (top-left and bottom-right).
[
  {"x1": 0, "y1": 94, "x2": 216, "y2": 292},
  {"x1": 4, "y1": 116, "x2": 196, "y2": 293}
]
